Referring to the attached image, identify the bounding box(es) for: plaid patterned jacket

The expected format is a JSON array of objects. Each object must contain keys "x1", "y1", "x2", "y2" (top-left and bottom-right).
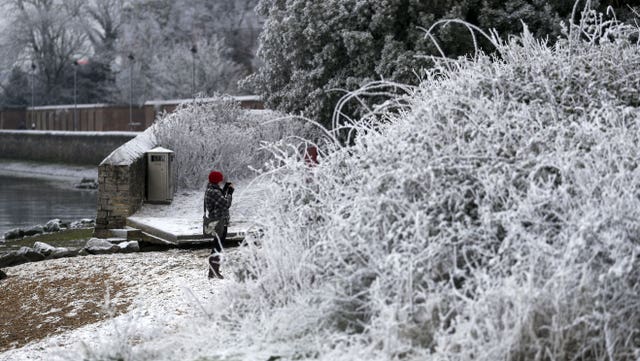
[{"x1": 204, "y1": 183, "x2": 232, "y2": 221}]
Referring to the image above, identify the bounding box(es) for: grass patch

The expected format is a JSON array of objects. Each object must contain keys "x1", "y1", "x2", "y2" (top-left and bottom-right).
[
  {"x1": 2, "y1": 228, "x2": 93, "y2": 252},
  {"x1": 0, "y1": 260, "x2": 130, "y2": 352}
]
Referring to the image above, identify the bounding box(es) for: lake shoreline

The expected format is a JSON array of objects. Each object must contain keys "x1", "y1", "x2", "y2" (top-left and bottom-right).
[
  {"x1": 0, "y1": 158, "x2": 97, "y2": 180},
  {"x1": 0, "y1": 227, "x2": 94, "y2": 256},
  {"x1": 0, "y1": 160, "x2": 98, "y2": 240}
]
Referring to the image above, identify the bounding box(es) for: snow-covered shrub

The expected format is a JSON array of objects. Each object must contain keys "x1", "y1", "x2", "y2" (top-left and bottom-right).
[
  {"x1": 174, "y1": 11, "x2": 640, "y2": 361},
  {"x1": 150, "y1": 95, "x2": 321, "y2": 189}
]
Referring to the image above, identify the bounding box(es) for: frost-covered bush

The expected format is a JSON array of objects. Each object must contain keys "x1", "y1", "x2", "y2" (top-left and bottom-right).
[
  {"x1": 171, "y1": 12, "x2": 640, "y2": 361},
  {"x1": 150, "y1": 38, "x2": 244, "y2": 99},
  {"x1": 150, "y1": 95, "x2": 321, "y2": 189},
  {"x1": 247, "y1": 0, "x2": 637, "y2": 127}
]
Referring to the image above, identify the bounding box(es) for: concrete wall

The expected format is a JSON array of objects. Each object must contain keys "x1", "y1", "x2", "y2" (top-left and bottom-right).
[
  {"x1": 0, "y1": 130, "x2": 138, "y2": 165},
  {"x1": 94, "y1": 132, "x2": 156, "y2": 237}
]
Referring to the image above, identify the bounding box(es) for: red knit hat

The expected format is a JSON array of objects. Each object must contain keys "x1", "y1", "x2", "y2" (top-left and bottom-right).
[{"x1": 208, "y1": 171, "x2": 223, "y2": 184}]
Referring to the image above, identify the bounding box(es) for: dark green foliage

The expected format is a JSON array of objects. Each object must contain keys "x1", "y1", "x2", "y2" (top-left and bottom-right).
[
  {"x1": 1, "y1": 67, "x2": 30, "y2": 107},
  {"x1": 248, "y1": 0, "x2": 638, "y2": 128}
]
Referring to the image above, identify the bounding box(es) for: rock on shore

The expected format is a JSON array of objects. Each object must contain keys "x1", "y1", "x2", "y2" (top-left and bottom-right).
[
  {"x1": 3, "y1": 219, "x2": 95, "y2": 241},
  {"x1": 0, "y1": 239, "x2": 140, "y2": 268}
]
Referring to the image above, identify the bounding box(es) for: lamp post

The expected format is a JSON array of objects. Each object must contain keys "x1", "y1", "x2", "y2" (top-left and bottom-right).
[
  {"x1": 30, "y1": 63, "x2": 36, "y2": 129},
  {"x1": 30, "y1": 63, "x2": 36, "y2": 108},
  {"x1": 73, "y1": 60, "x2": 78, "y2": 131},
  {"x1": 128, "y1": 53, "x2": 135, "y2": 129},
  {"x1": 72, "y1": 57, "x2": 89, "y2": 131},
  {"x1": 190, "y1": 44, "x2": 197, "y2": 97}
]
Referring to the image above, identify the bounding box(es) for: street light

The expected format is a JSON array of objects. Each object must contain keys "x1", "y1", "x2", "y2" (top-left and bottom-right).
[
  {"x1": 30, "y1": 63, "x2": 36, "y2": 108},
  {"x1": 128, "y1": 53, "x2": 135, "y2": 129},
  {"x1": 190, "y1": 44, "x2": 197, "y2": 98},
  {"x1": 72, "y1": 57, "x2": 89, "y2": 131},
  {"x1": 73, "y1": 60, "x2": 78, "y2": 131},
  {"x1": 30, "y1": 63, "x2": 36, "y2": 129}
]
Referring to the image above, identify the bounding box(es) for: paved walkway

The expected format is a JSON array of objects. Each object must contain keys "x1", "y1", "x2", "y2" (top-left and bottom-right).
[
  {"x1": 127, "y1": 215, "x2": 252, "y2": 244},
  {"x1": 124, "y1": 186, "x2": 262, "y2": 245}
]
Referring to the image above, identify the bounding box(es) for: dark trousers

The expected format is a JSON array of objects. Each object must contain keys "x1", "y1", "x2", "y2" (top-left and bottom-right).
[
  {"x1": 207, "y1": 219, "x2": 228, "y2": 279},
  {"x1": 210, "y1": 219, "x2": 228, "y2": 254}
]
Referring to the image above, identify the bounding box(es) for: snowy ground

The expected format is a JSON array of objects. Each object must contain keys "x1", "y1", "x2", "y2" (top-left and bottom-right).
[
  {"x1": 129, "y1": 178, "x2": 266, "y2": 239},
  {"x1": 0, "y1": 248, "x2": 233, "y2": 361},
  {"x1": 0, "y1": 161, "x2": 267, "y2": 360}
]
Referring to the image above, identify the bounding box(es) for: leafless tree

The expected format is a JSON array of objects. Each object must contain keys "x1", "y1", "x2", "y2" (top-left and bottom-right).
[{"x1": 1, "y1": 0, "x2": 89, "y2": 104}]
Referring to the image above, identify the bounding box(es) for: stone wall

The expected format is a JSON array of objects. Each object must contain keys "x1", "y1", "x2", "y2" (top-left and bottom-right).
[
  {"x1": 0, "y1": 130, "x2": 138, "y2": 165},
  {"x1": 94, "y1": 132, "x2": 156, "y2": 237}
]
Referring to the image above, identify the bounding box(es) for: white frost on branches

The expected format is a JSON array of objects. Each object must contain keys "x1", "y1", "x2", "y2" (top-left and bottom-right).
[
  {"x1": 187, "y1": 13, "x2": 640, "y2": 361},
  {"x1": 150, "y1": 95, "x2": 321, "y2": 189},
  {"x1": 81, "y1": 10, "x2": 640, "y2": 361}
]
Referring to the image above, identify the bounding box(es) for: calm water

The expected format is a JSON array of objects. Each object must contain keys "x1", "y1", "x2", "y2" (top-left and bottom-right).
[{"x1": 0, "y1": 174, "x2": 97, "y2": 240}]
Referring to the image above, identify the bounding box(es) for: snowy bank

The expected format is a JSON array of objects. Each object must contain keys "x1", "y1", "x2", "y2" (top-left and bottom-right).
[
  {"x1": 0, "y1": 248, "x2": 229, "y2": 361},
  {"x1": 0, "y1": 130, "x2": 138, "y2": 165}
]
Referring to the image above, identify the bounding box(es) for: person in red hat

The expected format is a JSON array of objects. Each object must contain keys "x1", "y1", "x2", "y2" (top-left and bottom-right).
[{"x1": 203, "y1": 170, "x2": 234, "y2": 278}]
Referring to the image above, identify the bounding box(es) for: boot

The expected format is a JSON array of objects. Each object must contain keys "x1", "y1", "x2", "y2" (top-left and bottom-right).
[{"x1": 208, "y1": 254, "x2": 224, "y2": 279}]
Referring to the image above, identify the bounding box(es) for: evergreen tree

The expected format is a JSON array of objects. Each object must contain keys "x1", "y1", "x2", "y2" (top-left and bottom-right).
[
  {"x1": 0, "y1": 67, "x2": 30, "y2": 107},
  {"x1": 80, "y1": 0, "x2": 123, "y2": 103},
  {"x1": 248, "y1": 0, "x2": 637, "y2": 127},
  {"x1": 479, "y1": 0, "x2": 562, "y2": 40}
]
